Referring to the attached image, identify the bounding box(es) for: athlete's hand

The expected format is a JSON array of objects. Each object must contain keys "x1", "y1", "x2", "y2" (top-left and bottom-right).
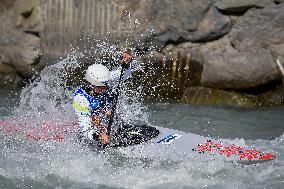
[
  {"x1": 119, "y1": 52, "x2": 132, "y2": 65},
  {"x1": 91, "y1": 115, "x2": 101, "y2": 127},
  {"x1": 99, "y1": 133, "x2": 110, "y2": 144},
  {"x1": 106, "y1": 111, "x2": 111, "y2": 119}
]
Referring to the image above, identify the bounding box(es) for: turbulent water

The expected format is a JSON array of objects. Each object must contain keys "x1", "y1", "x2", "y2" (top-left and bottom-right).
[{"x1": 0, "y1": 48, "x2": 284, "y2": 189}]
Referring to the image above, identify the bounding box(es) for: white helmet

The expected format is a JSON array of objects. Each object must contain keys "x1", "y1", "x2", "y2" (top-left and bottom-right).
[{"x1": 84, "y1": 64, "x2": 110, "y2": 86}]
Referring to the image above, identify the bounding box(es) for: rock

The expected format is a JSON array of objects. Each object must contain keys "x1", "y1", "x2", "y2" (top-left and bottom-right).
[
  {"x1": 188, "y1": 6, "x2": 232, "y2": 42},
  {"x1": 0, "y1": 31, "x2": 41, "y2": 78},
  {"x1": 229, "y1": 4, "x2": 284, "y2": 58},
  {"x1": 0, "y1": 0, "x2": 42, "y2": 87},
  {"x1": 0, "y1": 63, "x2": 22, "y2": 88},
  {"x1": 181, "y1": 86, "x2": 261, "y2": 108},
  {"x1": 197, "y1": 35, "x2": 237, "y2": 55},
  {"x1": 11, "y1": 0, "x2": 42, "y2": 33},
  {"x1": 161, "y1": 36, "x2": 236, "y2": 88},
  {"x1": 224, "y1": 4, "x2": 284, "y2": 90},
  {"x1": 121, "y1": 0, "x2": 231, "y2": 48},
  {"x1": 270, "y1": 44, "x2": 284, "y2": 58},
  {"x1": 164, "y1": 36, "x2": 280, "y2": 90},
  {"x1": 201, "y1": 48, "x2": 279, "y2": 89},
  {"x1": 148, "y1": 37, "x2": 245, "y2": 98},
  {"x1": 166, "y1": 35, "x2": 237, "y2": 57},
  {"x1": 275, "y1": 0, "x2": 284, "y2": 3},
  {"x1": 0, "y1": 0, "x2": 42, "y2": 32},
  {"x1": 259, "y1": 87, "x2": 284, "y2": 106},
  {"x1": 215, "y1": 0, "x2": 274, "y2": 13},
  {"x1": 163, "y1": 3, "x2": 284, "y2": 91},
  {"x1": 0, "y1": 0, "x2": 16, "y2": 17}
]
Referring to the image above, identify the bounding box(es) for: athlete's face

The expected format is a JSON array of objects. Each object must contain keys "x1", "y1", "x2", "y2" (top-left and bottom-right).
[{"x1": 93, "y1": 86, "x2": 108, "y2": 94}]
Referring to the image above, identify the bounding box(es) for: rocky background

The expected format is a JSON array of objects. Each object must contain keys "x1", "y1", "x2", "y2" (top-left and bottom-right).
[{"x1": 0, "y1": 0, "x2": 284, "y2": 107}]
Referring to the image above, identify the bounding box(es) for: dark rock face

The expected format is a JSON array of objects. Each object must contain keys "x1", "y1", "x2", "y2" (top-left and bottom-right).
[
  {"x1": 229, "y1": 4, "x2": 284, "y2": 58},
  {"x1": 201, "y1": 3, "x2": 284, "y2": 90},
  {"x1": 201, "y1": 48, "x2": 279, "y2": 89},
  {"x1": 164, "y1": 4, "x2": 284, "y2": 90},
  {"x1": 187, "y1": 6, "x2": 232, "y2": 42},
  {"x1": 0, "y1": 0, "x2": 42, "y2": 88},
  {"x1": 0, "y1": 0, "x2": 16, "y2": 17},
  {"x1": 208, "y1": 4, "x2": 284, "y2": 89},
  {"x1": 0, "y1": 31, "x2": 41, "y2": 78},
  {"x1": 214, "y1": 0, "x2": 274, "y2": 13},
  {"x1": 135, "y1": 2, "x2": 284, "y2": 100},
  {"x1": 127, "y1": 0, "x2": 231, "y2": 47}
]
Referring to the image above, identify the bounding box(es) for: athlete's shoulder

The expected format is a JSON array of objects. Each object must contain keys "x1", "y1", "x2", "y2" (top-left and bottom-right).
[
  {"x1": 74, "y1": 87, "x2": 92, "y2": 99},
  {"x1": 74, "y1": 87, "x2": 85, "y2": 96},
  {"x1": 73, "y1": 87, "x2": 89, "y2": 103}
]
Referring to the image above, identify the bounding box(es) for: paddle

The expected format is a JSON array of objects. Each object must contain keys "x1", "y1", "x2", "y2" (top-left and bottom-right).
[{"x1": 106, "y1": 63, "x2": 128, "y2": 137}]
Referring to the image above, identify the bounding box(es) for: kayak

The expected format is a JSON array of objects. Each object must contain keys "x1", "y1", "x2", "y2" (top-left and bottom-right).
[
  {"x1": 0, "y1": 119, "x2": 77, "y2": 142},
  {"x1": 113, "y1": 124, "x2": 276, "y2": 165},
  {"x1": 0, "y1": 120, "x2": 276, "y2": 164}
]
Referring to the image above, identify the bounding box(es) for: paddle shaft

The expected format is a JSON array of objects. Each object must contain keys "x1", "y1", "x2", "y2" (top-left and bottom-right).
[{"x1": 107, "y1": 66, "x2": 126, "y2": 135}]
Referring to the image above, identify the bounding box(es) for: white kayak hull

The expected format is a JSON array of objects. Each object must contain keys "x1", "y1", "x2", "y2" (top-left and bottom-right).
[{"x1": 116, "y1": 126, "x2": 276, "y2": 165}]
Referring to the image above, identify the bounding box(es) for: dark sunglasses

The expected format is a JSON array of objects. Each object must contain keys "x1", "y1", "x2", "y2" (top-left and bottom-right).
[{"x1": 92, "y1": 85, "x2": 108, "y2": 90}]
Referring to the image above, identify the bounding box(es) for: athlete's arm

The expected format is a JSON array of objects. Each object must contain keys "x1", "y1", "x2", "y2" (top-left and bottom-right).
[
  {"x1": 91, "y1": 114, "x2": 110, "y2": 145},
  {"x1": 72, "y1": 94, "x2": 99, "y2": 140},
  {"x1": 109, "y1": 65, "x2": 132, "y2": 81},
  {"x1": 109, "y1": 52, "x2": 133, "y2": 81}
]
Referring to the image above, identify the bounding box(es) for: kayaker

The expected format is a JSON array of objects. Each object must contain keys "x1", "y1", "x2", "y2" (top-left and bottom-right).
[{"x1": 72, "y1": 52, "x2": 133, "y2": 145}]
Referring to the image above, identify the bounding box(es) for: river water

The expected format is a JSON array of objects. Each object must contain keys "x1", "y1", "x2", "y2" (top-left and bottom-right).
[
  {"x1": 0, "y1": 50, "x2": 284, "y2": 189},
  {"x1": 1, "y1": 90, "x2": 284, "y2": 189}
]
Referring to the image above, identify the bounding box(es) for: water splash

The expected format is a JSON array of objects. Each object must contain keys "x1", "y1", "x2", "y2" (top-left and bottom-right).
[
  {"x1": 0, "y1": 132, "x2": 283, "y2": 189},
  {"x1": 0, "y1": 38, "x2": 161, "y2": 188}
]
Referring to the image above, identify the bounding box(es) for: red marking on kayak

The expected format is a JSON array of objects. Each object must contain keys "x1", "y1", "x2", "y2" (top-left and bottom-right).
[
  {"x1": 195, "y1": 140, "x2": 275, "y2": 161},
  {"x1": 0, "y1": 120, "x2": 19, "y2": 135},
  {"x1": 25, "y1": 121, "x2": 77, "y2": 142},
  {"x1": 259, "y1": 153, "x2": 276, "y2": 161},
  {"x1": 26, "y1": 133, "x2": 65, "y2": 142},
  {"x1": 1, "y1": 119, "x2": 78, "y2": 142}
]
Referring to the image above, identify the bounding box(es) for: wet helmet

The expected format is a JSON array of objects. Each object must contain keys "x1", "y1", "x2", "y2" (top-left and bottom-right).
[{"x1": 84, "y1": 64, "x2": 110, "y2": 86}]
